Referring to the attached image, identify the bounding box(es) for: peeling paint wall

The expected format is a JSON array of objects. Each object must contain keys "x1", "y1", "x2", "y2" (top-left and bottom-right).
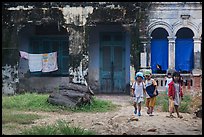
[
  {"x1": 2, "y1": 2, "x2": 151, "y2": 94},
  {"x1": 67, "y1": 27, "x2": 85, "y2": 55},
  {"x1": 62, "y1": 6, "x2": 94, "y2": 26},
  {"x1": 2, "y1": 64, "x2": 19, "y2": 95}
]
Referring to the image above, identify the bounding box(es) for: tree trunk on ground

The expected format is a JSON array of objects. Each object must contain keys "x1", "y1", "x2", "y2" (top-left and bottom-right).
[{"x1": 47, "y1": 83, "x2": 94, "y2": 108}]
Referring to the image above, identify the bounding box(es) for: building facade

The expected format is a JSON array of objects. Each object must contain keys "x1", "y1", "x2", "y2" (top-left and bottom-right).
[
  {"x1": 2, "y1": 2, "x2": 202, "y2": 95},
  {"x1": 144, "y1": 2, "x2": 202, "y2": 74}
]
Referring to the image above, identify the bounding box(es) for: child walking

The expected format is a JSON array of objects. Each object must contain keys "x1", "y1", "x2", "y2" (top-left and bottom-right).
[
  {"x1": 168, "y1": 71, "x2": 183, "y2": 118},
  {"x1": 131, "y1": 72, "x2": 145, "y2": 116},
  {"x1": 144, "y1": 70, "x2": 158, "y2": 116}
]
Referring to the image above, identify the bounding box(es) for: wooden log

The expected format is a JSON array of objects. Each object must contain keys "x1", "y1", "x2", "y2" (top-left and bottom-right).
[
  {"x1": 47, "y1": 92, "x2": 79, "y2": 108},
  {"x1": 48, "y1": 83, "x2": 94, "y2": 108},
  {"x1": 60, "y1": 90, "x2": 85, "y2": 98},
  {"x1": 59, "y1": 83, "x2": 88, "y2": 93}
]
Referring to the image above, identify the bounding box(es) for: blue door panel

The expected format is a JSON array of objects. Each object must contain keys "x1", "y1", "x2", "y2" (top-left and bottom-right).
[
  {"x1": 151, "y1": 39, "x2": 168, "y2": 73},
  {"x1": 175, "y1": 39, "x2": 194, "y2": 71},
  {"x1": 100, "y1": 32, "x2": 125, "y2": 93}
]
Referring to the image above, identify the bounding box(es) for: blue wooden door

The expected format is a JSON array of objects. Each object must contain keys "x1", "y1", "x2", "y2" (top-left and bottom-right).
[
  {"x1": 151, "y1": 39, "x2": 168, "y2": 73},
  {"x1": 175, "y1": 38, "x2": 194, "y2": 71},
  {"x1": 100, "y1": 32, "x2": 125, "y2": 93}
]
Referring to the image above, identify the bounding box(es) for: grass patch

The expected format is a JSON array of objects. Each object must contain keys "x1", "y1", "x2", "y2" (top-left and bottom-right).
[
  {"x1": 179, "y1": 94, "x2": 191, "y2": 113},
  {"x1": 2, "y1": 109, "x2": 41, "y2": 124},
  {"x1": 2, "y1": 93, "x2": 65, "y2": 112},
  {"x1": 2, "y1": 93, "x2": 118, "y2": 113},
  {"x1": 154, "y1": 91, "x2": 192, "y2": 113},
  {"x1": 20, "y1": 120, "x2": 95, "y2": 135}
]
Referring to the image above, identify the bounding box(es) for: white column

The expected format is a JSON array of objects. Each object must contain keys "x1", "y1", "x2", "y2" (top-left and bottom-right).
[
  {"x1": 140, "y1": 42, "x2": 147, "y2": 68},
  {"x1": 193, "y1": 37, "x2": 202, "y2": 69},
  {"x1": 167, "y1": 36, "x2": 176, "y2": 70},
  {"x1": 147, "y1": 37, "x2": 152, "y2": 68}
]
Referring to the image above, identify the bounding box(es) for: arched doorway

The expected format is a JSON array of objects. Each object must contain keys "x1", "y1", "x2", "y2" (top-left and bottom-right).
[
  {"x1": 175, "y1": 27, "x2": 194, "y2": 72},
  {"x1": 151, "y1": 28, "x2": 169, "y2": 73}
]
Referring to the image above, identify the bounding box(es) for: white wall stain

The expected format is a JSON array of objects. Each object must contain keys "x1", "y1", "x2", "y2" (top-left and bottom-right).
[
  {"x1": 2, "y1": 64, "x2": 19, "y2": 95},
  {"x1": 61, "y1": 6, "x2": 94, "y2": 26},
  {"x1": 69, "y1": 55, "x2": 88, "y2": 85}
]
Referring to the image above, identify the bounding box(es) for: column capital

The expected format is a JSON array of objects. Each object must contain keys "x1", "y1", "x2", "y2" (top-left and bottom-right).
[
  {"x1": 141, "y1": 42, "x2": 147, "y2": 45},
  {"x1": 193, "y1": 37, "x2": 202, "y2": 42},
  {"x1": 167, "y1": 36, "x2": 176, "y2": 41},
  {"x1": 148, "y1": 37, "x2": 153, "y2": 40}
]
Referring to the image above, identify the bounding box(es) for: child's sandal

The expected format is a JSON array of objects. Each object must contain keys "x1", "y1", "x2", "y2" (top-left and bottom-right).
[
  {"x1": 166, "y1": 115, "x2": 176, "y2": 118},
  {"x1": 178, "y1": 115, "x2": 183, "y2": 118},
  {"x1": 170, "y1": 115, "x2": 176, "y2": 118}
]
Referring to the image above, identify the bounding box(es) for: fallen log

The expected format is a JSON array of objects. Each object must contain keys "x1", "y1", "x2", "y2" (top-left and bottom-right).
[
  {"x1": 47, "y1": 83, "x2": 94, "y2": 108},
  {"x1": 59, "y1": 83, "x2": 88, "y2": 93},
  {"x1": 48, "y1": 92, "x2": 79, "y2": 107}
]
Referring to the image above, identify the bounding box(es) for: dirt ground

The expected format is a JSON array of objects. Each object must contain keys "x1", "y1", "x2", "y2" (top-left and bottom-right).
[{"x1": 3, "y1": 94, "x2": 202, "y2": 135}]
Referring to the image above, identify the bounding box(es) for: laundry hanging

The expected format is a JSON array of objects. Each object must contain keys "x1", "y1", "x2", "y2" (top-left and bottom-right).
[
  {"x1": 20, "y1": 51, "x2": 29, "y2": 59},
  {"x1": 42, "y1": 52, "x2": 58, "y2": 72},
  {"x1": 28, "y1": 54, "x2": 43, "y2": 72}
]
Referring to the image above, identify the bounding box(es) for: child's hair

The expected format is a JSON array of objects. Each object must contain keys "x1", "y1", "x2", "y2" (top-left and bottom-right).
[
  {"x1": 172, "y1": 71, "x2": 182, "y2": 83},
  {"x1": 167, "y1": 72, "x2": 171, "y2": 76}
]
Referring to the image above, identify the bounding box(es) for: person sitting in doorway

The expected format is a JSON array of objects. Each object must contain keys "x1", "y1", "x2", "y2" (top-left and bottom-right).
[{"x1": 156, "y1": 64, "x2": 162, "y2": 74}]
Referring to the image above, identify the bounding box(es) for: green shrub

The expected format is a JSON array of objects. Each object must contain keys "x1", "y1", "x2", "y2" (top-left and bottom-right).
[
  {"x1": 179, "y1": 102, "x2": 190, "y2": 113},
  {"x1": 161, "y1": 100, "x2": 169, "y2": 112},
  {"x1": 154, "y1": 92, "x2": 191, "y2": 113}
]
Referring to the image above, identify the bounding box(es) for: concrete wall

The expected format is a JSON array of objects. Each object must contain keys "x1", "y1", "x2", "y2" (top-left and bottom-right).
[
  {"x1": 88, "y1": 24, "x2": 130, "y2": 92},
  {"x1": 19, "y1": 77, "x2": 70, "y2": 93}
]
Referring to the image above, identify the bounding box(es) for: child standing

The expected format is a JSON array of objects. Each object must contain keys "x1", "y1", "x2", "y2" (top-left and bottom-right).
[
  {"x1": 168, "y1": 71, "x2": 183, "y2": 118},
  {"x1": 165, "y1": 73, "x2": 173, "y2": 95},
  {"x1": 131, "y1": 72, "x2": 145, "y2": 116},
  {"x1": 144, "y1": 70, "x2": 158, "y2": 116}
]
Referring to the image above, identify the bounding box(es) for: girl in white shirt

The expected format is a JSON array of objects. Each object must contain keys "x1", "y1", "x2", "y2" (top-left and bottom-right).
[{"x1": 165, "y1": 73, "x2": 173, "y2": 95}]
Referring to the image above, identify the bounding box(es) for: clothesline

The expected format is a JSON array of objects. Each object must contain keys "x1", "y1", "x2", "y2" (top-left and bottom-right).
[{"x1": 20, "y1": 51, "x2": 58, "y2": 72}]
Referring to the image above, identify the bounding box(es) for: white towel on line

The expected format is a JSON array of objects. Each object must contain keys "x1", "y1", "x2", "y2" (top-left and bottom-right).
[{"x1": 28, "y1": 54, "x2": 43, "y2": 72}]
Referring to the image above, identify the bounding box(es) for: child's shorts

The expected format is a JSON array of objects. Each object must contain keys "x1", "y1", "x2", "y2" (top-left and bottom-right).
[
  {"x1": 146, "y1": 96, "x2": 156, "y2": 107},
  {"x1": 133, "y1": 97, "x2": 144, "y2": 104}
]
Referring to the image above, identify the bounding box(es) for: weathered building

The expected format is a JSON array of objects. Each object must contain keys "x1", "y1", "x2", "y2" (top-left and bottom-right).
[
  {"x1": 144, "y1": 2, "x2": 202, "y2": 73},
  {"x1": 144, "y1": 2, "x2": 202, "y2": 92},
  {"x1": 2, "y1": 2, "x2": 202, "y2": 95}
]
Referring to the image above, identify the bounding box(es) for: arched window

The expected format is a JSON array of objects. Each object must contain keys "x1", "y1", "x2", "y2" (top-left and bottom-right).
[
  {"x1": 151, "y1": 28, "x2": 169, "y2": 74},
  {"x1": 175, "y1": 27, "x2": 194, "y2": 73}
]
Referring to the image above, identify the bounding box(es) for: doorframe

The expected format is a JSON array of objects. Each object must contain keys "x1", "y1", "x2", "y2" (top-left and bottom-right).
[{"x1": 99, "y1": 31, "x2": 126, "y2": 93}]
